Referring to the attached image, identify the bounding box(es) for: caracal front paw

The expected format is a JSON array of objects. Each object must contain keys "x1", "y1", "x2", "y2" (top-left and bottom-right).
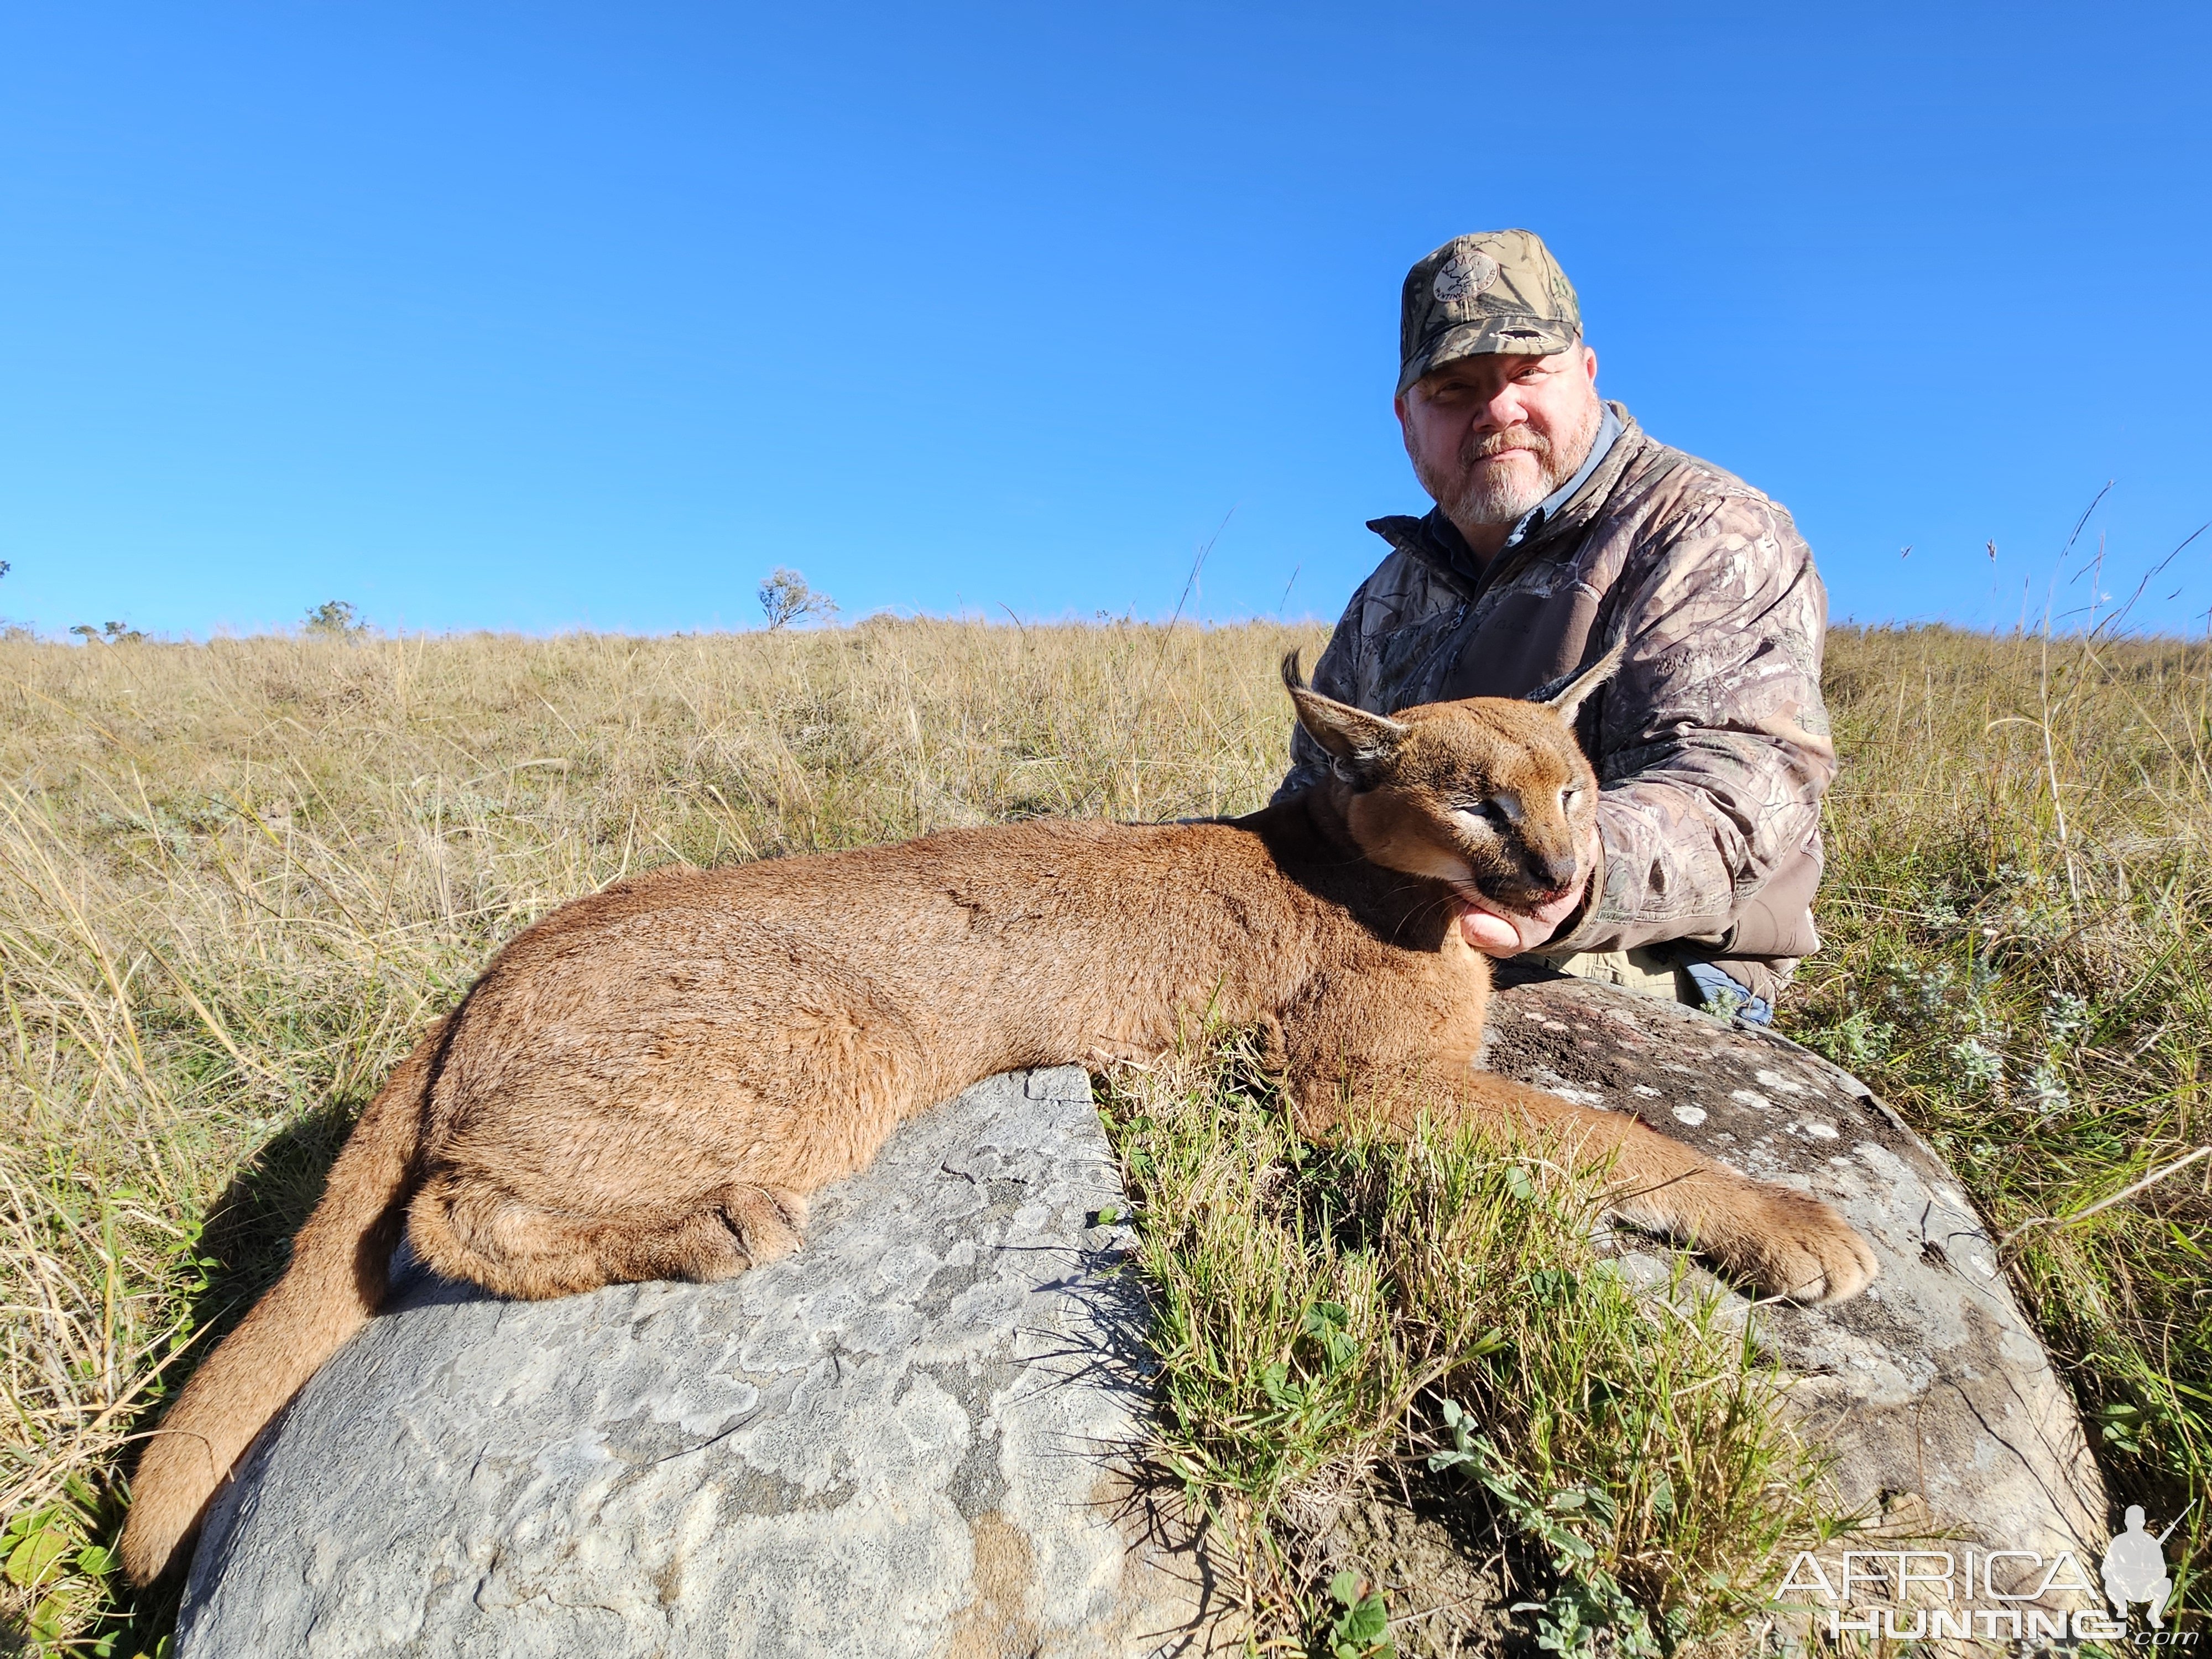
[{"x1": 1712, "y1": 1183, "x2": 1878, "y2": 1304}]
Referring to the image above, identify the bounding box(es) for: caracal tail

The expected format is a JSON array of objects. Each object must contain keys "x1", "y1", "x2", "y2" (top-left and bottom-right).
[{"x1": 118, "y1": 1021, "x2": 446, "y2": 1585}]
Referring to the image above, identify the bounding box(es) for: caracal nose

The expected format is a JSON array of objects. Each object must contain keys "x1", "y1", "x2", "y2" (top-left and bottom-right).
[{"x1": 1530, "y1": 845, "x2": 1579, "y2": 895}]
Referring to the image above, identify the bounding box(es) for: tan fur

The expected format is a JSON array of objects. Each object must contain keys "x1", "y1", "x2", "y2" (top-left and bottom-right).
[{"x1": 118, "y1": 655, "x2": 1874, "y2": 1584}]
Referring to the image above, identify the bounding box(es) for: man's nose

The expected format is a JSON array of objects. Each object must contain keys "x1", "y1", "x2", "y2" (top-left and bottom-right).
[{"x1": 1478, "y1": 383, "x2": 1528, "y2": 431}]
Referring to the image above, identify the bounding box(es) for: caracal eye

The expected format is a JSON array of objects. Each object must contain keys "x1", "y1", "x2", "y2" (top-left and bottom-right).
[
  {"x1": 1449, "y1": 801, "x2": 1504, "y2": 838},
  {"x1": 1447, "y1": 789, "x2": 1523, "y2": 837}
]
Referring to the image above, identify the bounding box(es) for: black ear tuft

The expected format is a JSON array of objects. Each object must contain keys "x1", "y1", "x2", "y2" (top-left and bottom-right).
[{"x1": 1538, "y1": 638, "x2": 1629, "y2": 723}]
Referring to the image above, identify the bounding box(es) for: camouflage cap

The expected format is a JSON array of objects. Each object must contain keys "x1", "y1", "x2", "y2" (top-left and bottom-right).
[{"x1": 1397, "y1": 229, "x2": 1582, "y2": 394}]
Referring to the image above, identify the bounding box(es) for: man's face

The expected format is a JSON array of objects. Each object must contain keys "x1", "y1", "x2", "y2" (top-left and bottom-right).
[{"x1": 1395, "y1": 346, "x2": 1603, "y2": 542}]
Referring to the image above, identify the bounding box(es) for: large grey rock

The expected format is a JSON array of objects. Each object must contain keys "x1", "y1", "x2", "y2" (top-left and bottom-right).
[
  {"x1": 1483, "y1": 971, "x2": 2112, "y2": 1636},
  {"x1": 182, "y1": 989, "x2": 2115, "y2": 1655},
  {"x1": 178, "y1": 1068, "x2": 1226, "y2": 1658}
]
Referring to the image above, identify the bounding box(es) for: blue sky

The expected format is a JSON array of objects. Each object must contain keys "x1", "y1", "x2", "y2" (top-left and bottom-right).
[{"x1": 4, "y1": 2, "x2": 2208, "y2": 638}]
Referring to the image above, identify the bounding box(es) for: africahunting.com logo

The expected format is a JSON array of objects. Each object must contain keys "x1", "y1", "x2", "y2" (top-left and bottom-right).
[{"x1": 1773, "y1": 1503, "x2": 2195, "y2": 1645}]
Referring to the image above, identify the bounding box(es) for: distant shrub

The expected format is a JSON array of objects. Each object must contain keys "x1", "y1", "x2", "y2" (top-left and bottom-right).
[
  {"x1": 304, "y1": 600, "x2": 368, "y2": 638},
  {"x1": 758, "y1": 568, "x2": 838, "y2": 630}
]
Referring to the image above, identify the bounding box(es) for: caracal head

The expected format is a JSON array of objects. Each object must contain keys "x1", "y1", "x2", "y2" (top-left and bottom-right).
[{"x1": 1281, "y1": 644, "x2": 1622, "y2": 915}]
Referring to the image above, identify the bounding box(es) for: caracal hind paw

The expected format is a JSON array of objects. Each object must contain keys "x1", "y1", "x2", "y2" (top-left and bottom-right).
[
  {"x1": 713, "y1": 1184, "x2": 806, "y2": 1274},
  {"x1": 1728, "y1": 1187, "x2": 1879, "y2": 1303}
]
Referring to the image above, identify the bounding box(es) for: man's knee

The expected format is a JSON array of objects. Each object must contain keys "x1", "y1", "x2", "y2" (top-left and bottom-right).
[
  {"x1": 1527, "y1": 946, "x2": 1779, "y2": 1025},
  {"x1": 1526, "y1": 946, "x2": 1682, "y2": 1001}
]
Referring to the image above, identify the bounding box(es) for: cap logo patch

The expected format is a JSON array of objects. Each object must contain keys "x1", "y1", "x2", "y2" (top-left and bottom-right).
[{"x1": 1432, "y1": 248, "x2": 1500, "y2": 305}]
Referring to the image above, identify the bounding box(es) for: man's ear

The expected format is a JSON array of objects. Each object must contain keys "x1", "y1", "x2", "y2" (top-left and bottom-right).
[
  {"x1": 1281, "y1": 652, "x2": 1409, "y2": 781},
  {"x1": 1538, "y1": 638, "x2": 1627, "y2": 723}
]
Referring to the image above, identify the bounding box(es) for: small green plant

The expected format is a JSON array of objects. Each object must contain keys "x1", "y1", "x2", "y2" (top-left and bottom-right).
[
  {"x1": 0, "y1": 1475, "x2": 153, "y2": 1656},
  {"x1": 1321, "y1": 1569, "x2": 1394, "y2": 1658},
  {"x1": 1427, "y1": 1401, "x2": 1671, "y2": 1657},
  {"x1": 2093, "y1": 1400, "x2": 2150, "y2": 1455}
]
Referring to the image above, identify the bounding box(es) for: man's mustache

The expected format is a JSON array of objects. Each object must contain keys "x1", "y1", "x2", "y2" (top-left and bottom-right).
[{"x1": 1465, "y1": 426, "x2": 1551, "y2": 464}]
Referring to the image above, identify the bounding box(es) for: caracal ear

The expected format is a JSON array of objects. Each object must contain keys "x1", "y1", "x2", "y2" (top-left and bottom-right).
[
  {"x1": 1538, "y1": 638, "x2": 1629, "y2": 724},
  {"x1": 1281, "y1": 651, "x2": 1410, "y2": 779}
]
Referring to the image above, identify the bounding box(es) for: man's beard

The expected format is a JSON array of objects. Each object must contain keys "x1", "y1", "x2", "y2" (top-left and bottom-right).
[{"x1": 1417, "y1": 394, "x2": 1603, "y2": 529}]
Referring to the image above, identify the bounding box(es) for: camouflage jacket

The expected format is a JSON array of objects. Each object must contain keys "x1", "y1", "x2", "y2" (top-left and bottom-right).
[{"x1": 1276, "y1": 405, "x2": 1834, "y2": 981}]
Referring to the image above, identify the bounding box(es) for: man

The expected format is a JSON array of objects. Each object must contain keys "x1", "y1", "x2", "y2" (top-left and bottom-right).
[{"x1": 1277, "y1": 229, "x2": 1834, "y2": 1017}]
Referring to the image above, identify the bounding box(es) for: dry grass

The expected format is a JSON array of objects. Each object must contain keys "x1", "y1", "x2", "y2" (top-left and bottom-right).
[
  {"x1": 1797, "y1": 624, "x2": 2212, "y2": 1609},
  {"x1": 0, "y1": 620, "x2": 1318, "y2": 1651},
  {"x1": 0, "y1": 619, "x2": 2202, "y2": 1652}
]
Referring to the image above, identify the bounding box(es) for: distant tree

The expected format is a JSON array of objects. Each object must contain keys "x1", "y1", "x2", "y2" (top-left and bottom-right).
[
  {"x1": 71, "y1": 621, "x2": 145, "y2": 644},
  {"x1": 758, "y1": 568, "x2": 838, "y2": 631},
  {"x1": 304, "y1": 599, "x2": 368, "y2": 637}
]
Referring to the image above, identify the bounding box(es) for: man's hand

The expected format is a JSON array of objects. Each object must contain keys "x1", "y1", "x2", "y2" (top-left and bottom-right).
[{"x1": 1457, "y1": 827, "x2": 1600, "y2": 958}]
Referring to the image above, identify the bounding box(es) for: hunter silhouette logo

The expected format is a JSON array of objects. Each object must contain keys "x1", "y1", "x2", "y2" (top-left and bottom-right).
[{"x1": 2105, "y1": 1503, "x2": 2189, "y2": 1630}]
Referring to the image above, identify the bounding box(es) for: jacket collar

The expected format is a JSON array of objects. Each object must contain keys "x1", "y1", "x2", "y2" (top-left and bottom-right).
[
  {"x1": 1366, "y1": 402, "x2": 1645, "y2": 593},
  {"x1": 1501, "y1": 400, "x2": 1623, "y2": 555}
]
